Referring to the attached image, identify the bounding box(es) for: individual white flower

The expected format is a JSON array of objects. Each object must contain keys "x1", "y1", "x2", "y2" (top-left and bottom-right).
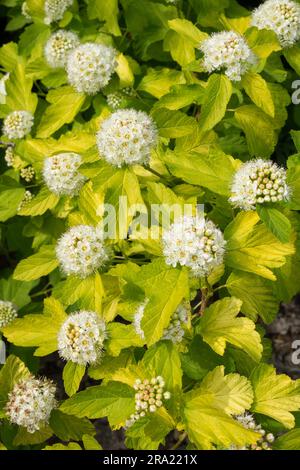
[
  {"x1": 18, "y1": 190, "x2": 34, "y2": 212},
  {"x1": 199, "y1": 31, "x2": 256, "y2": 81},
  {"x1": 45, "y1": 30, "x2": 80, "y2": 68},
  {"x1": 162, "y1": 302, "x2": 190, "y2": 344},
  {"x1": 229, "y1": 159, "x2": 290, "y2": 211},
  {"x1": 97, "y1": 109, "x2": 158, "y2": 167},
  {"x1": 229, "y1": 413, "x2": 274, "y2": 450},
  {"x1": 20, "y1": 166, "x2": 35, "y2": 183},
  {"x1": 252, "y1": 0, "x2": 300, "y2": 48},
  {"x1": 4, "y1": 147, "x2": 15, "y2": 167},
  {"x1": 5, "y1": 376, "x2": 57, "y2": 433},
  {"x1": 66, "y1": 43, "x2": 117, "y2": 95},
  {"x1": 0, "y1": 300, "x2": 18, "y2": 328},
  {"x1": 3, "y1": 111, "x2": 34, "y2": 140},
  {"x1": 56, "y1": 225, "x2": 110, "y2": 278},
  {"x1": 125, "y1": 376, "x2": 171, "y2": 428},
  {"x1": 162, "y1": 216, "x2": 226, "y2": 278},
  {"x1": 44, "y1": 0, "x2": 73, "y2": 25},
  {"x1": 43, "y1": 152, "x2": 86, "y2": 196},
  {"x1": 21, "y1": 2, "x2": 31, "y2": 20},
  {"x1": 58, "y1": 311, "x2": 106, "y2": 365},
  {"x1": 107, "y1": 92, "x2": 123, "y2": 110}
]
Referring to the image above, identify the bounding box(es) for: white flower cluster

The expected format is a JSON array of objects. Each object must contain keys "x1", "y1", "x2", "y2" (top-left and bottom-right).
[
  {"x1": 56, "y1": 225, "x2": 110, "y2": 278},
  {"x1": 162, "y1": 216, "x2": 226, "y2": 278},
  {"x1": 4, "y1": 147, "x2": 14, "y2": 167},
  {"x1": 133, "y1": 299, "x2": 149, "y2": 340},
  {"x1": 58, "y1": 311, "x2": 106, "y2": 365},
  {"x1": 229, "y1": 413, "x2": 275, "y2": 450},
  {"x1": 199, "y1": 31, "x2": 256, "y2": 81},
  {"x1": 125, "y1": 377, "x2": 171, "y2": 428},
  {"x1": 162, "y1": 303, "x2": 190, "y2": 343},
  {"x1": 5, "y1": 376, "x2": 57, "y2": 433},
  {"x1": 21, "y1": 2, "x2": 31, "y2": 21},
  {"x1": 66, "y1": 43, "x2": 117, "y2": 95},
  {"x1": 43, "y1": 152, "x2": 86, "y2": 196},
  {"x1": 252, "y1": 0, "x2": 300, "y2": 48},
  {"x1": 97, "y1": 109, "x2": 158, "y2": 167},
  {"x1": 229, "y1": 159, "x2": 290, "y2": 211},
  {"x1": 0, "y1": 300, "x2": 18, "y2": 328},
  {"x1": 18, "y1": 190, "x2": 34, "y2": 212},
  {"x1": 3, "y1": 111, "x2": 34, "y2": 140},
  {"x1": 107, "y1": 92, "x2": 123, "y2": 110},
  {"x1": 20, "y1": 166, "x2": 35, "y2": 183},
  {"x1": 45, "y1": 30, "x2": 80, "y2": 68},
  {"x1": 44, "y1": 0, "x2": 73, "y2": 25}
]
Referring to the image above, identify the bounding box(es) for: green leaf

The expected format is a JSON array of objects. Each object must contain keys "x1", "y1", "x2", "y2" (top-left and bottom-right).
[
  {"x1": 153, "y1": 84, "x2": 204, "y2": 111},
  {"x1": 224, "y1": 212, "x2": 295, "y2": 280},
  {"x1": 241, "y1": 73, "x2": 275, "y2": 117},
  {"x1": 0, "y1": 176, "x2": 24, "y2": 222},
  {"x1": 251, "y1": 364, "x2": 300, "y2": 429},
  {"x1": 152, "y1": 108, "x2": 197, "y2": 138},
  {"x1": 13, "y1": 426, "x2": 53, "y2": 446},
  {"x1": 181, "y1": 336, "x2": 225, "y2": 381},
  {"x1": 287, "y1": 154, "x2": 300, "y2": 210},
  {"x1": 82, "y1": 434, "x2": 103, "y2": 450},
  {"x1": 87, "y1": 0, "x2": 120, "y2": 36},
  {"x1": 198, "y1": 74, "x2": 232, "y2": 132},
  {"x1": 235, "y1": 105, "x2": 277, "y2": 158},
  {"x1": 49, "y1": 409, "x2": 94, "y2": 441},
  {"x1": 273, "y1": 429, "x2": 300, "y2": 450},
  {"x1": 164, "y1": 149, "x2": 238, "y2": 196},
  {"x1": 18, "y1": 186, "x2": 59, "y2": 216},
  {"x1": 36, "y1": 86, "x2": 85, "y2": 138},
  {"x1": 63, "y1": 362, "x2": 86, "y2": 397},
  {"x1": 60, "y1": 381, "x2": 135, "y2": 428},
  {"x1": 2, "y1": 297, "x2": 67, "y2": 356},
  {"x1": 256, "y1": 205, "x2": 292, "y2": 243},
  {"x1": 0, "y1": 355, "x2": 31, "y2": 412},
  {"x1": 197, "y1": 297, "x2": 262, "y2": 362},
  {"x1": 106, "y1": 323, "x2": 144, "y2": 356},
  {"x1": 226, "y1": 271, "x2": 278, "y2": 323},
  {"x1": 143, "y1": 341, "x2": 182, "y2": 392},
  {"x1": 13, "y1": 245, "x2": 59, "y2": 281},
  {"x1": 138, "y1": 68, "x2": 185, "y2": 99},
  {"x1": 284, "y1": 45, "x2": 300, "y2": 75},
  {"x1": 5, "y1": 63, "x2": 37, "y2": 113},
  {"x1": 167, "y1": 18, "x2": 208, "y2": 46},
  {"x1": 53, "y1": 273, "x2": 104, "y2": 311},
  {"x1": 245, "y1": 27, "x2": 281, "y2": 59},
  {"x1": 129, "y1": 258, "x2": 189, "y2": 346},
  {"x1": 0, "y1": 277, "x2": 35, "y2": 309}
]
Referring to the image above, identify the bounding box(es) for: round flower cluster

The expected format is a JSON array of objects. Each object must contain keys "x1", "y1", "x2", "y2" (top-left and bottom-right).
[
  {"x1": 18, "y1": 190, "x2": 34, "y2": 212},
  {"x1": 162, "y1": 216, "x2": 226, "y2": 278},
  {"x1": 45, "y1": 30, "x2": 80, "y2": 69},
  {"x1": 20, "y1": 166, "x2": 35, "y2": 183},
  {"x1": 56, "y1": 225, "x2": 110, "y2": 278},
  {"x1": 43, "y1": 152, "x2": 86, "y2": 196},
  {"x1": 0, "y1": 300, "x2": 18, "y2": 328},
  {"x1": 21, "y1": 2, "x2": 31, "y2": 20},
  {"x1": 229, "y1": 159, "x2": 290, "y2": 211},
  {"x1": 97, "y1": 109, "x2": 158, "y2": 167},
  {"x1": 199, "y1": 31, "x2": 256, "y2": 81},
  {"x1": 66, "y1": 43, "x2": 117, "y2": 95},
  {"x1": 229, "y1": 413, "x2": 275, "y2": 450},
  {"x1": 58, "y1": 311, "x2": 106, "y2": 365},
  {"x1": 5, "y1": 376, "x2": 57, "y2": 433},
  {"x1": 125, "y1": 377, "x2": 171, "y2": 428},
  {"x1": 107, "y1": 92, "x2": 123, "y2": 110},
  {"x1": 44, "y1": 0, "x2": 73, "y2": 25},
  {"x1": 3, "y1": 110, "x2": 34, "y2": 140},
  {"x1": 4, "y1": 147, "x2": 15, "y2": 167},
  {"x1": 162, "y1": 303, "x2": 190, "y2": 343},
  {"x1": 252, "y1": 0, "x2": 300, "y2": 48}
]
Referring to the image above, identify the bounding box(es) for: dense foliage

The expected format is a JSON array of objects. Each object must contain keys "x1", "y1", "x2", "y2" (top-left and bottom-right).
[{"x1": 1, "y1": 0, "x2": 300, "y2": 451}]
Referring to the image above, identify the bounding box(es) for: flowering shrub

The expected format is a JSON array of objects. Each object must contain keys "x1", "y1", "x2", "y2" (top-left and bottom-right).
[{"x1": 1, "y1": 0, "x2": 300, "y2": 451}]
